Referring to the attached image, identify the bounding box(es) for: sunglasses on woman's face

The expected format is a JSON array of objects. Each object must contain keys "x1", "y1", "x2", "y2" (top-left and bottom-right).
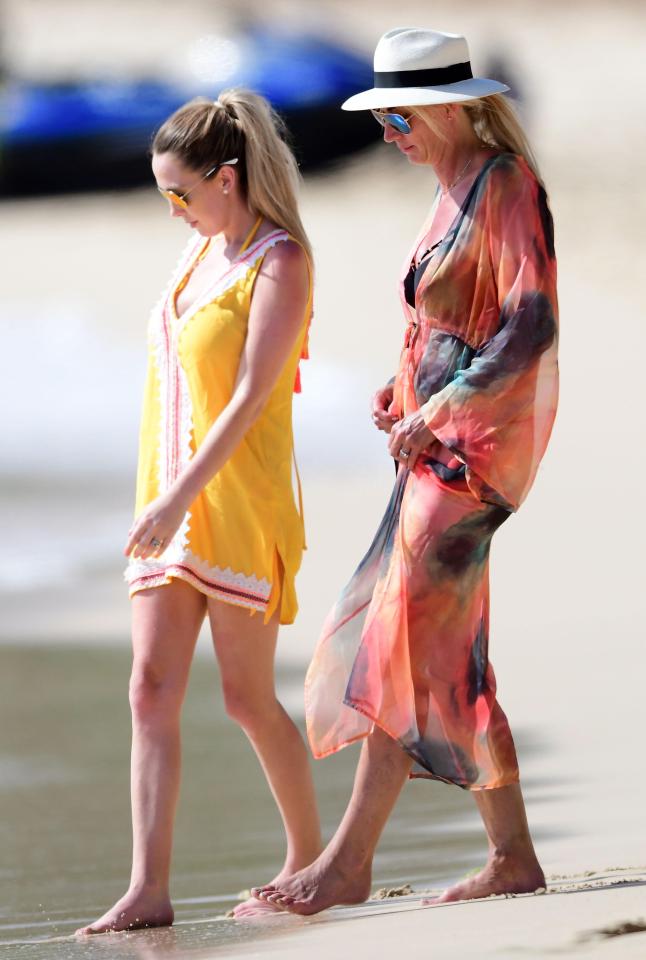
[
  {"x1": 157, "y1": 158, "x2": 238, "y2": 209},
  {"x1": 371, "y1": 109, "x2": 412, "y2": 135}
]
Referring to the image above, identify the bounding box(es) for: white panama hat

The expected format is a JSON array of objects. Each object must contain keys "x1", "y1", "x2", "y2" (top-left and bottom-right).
[{"x1": 342, "y1": 27, "x2": 509, "y2": 111}]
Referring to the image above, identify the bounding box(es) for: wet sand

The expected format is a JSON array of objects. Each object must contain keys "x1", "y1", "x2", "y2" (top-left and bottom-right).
[{"x1": 0, "y1": 645, "x2": 495, "y2": 955}]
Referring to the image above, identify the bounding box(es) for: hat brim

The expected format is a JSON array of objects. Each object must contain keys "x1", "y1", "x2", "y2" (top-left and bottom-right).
[{"x1": 341, "y1": 77, "x2": 509, "y2": 111}]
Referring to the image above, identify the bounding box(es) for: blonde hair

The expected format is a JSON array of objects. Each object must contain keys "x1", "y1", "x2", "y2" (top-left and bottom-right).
[
  {"x1": 152, "y1": 89, "x2": 312, "y2": 261},
  {"x1": 413, "y1": 93, "x2": 543, "y2": 186}
]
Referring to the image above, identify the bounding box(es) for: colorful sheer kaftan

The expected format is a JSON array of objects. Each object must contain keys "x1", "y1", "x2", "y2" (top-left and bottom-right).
[
  {"x1": 305, "y1": 154, "x2": 558, "y2": 789},
  {"x1": 125, "y1": 219, "x2": 312, "y2": 625}
]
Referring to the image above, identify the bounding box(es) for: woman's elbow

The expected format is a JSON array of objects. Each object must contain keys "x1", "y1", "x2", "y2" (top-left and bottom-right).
[{"x1": 237, "y1": 385, "x2": 271, "y2": 424}]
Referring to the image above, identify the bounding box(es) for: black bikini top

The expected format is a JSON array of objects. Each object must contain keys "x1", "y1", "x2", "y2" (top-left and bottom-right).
[{"x1": 403, "y1": 239, "x2": 442, "y2": 308}]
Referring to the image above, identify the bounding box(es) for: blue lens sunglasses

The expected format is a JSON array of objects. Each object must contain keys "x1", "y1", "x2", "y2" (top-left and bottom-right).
[{"x1": 371, "y1": 109, "x2": 412, "y2": 135}]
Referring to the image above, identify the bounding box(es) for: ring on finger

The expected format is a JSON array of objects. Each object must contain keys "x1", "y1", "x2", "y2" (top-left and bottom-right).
[
  {"x1": 150, "y1": 537, "x2": 163, "y2": 549},
  {"x1": 399, "y1": 448, "x2": 411, "y2": 459}
]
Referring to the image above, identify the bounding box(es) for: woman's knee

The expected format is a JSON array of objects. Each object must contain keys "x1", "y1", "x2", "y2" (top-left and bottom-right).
[
  {"x1": 221, "y1": 678, "x2": 276, "y2": 732},
  {"x1": 129, "y1": 663, "x2": 184, "y2": 724}
]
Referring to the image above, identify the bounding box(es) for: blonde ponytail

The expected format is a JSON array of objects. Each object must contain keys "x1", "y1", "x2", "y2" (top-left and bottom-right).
[
  {"x1": 218, "y1": 90, "x2": 312, "y2": 262},
  {"x1": 152, "y1": 89, "x2": 312, "y2": 262}
]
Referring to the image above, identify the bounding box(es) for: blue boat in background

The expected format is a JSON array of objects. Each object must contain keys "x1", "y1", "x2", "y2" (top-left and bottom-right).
[{"x1": 0, "y1": 25, "x2": 380, "y2": 196}]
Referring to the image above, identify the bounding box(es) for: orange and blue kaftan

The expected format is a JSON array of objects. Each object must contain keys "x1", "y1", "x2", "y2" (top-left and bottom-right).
[{"x1": 305, "y1": 154, "x2": 559, "y2": 789}]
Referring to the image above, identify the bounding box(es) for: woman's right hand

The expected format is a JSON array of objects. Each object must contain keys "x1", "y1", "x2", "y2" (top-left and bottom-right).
[{"x1": 371, "y1": 382, "x2": 399, "y2": 434}]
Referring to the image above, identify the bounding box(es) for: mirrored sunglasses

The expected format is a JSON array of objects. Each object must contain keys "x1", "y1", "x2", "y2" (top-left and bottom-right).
[{"x1": 370, "y1": 110, "x2": 412, "y2": 135}]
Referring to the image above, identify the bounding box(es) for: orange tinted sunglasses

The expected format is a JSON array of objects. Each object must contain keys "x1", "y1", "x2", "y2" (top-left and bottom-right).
[{"x1": 157, "y1": 158, "x2": 238, "y2": 209}]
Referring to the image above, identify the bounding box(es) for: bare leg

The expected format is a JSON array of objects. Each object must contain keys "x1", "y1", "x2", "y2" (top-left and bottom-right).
[
  {"x1": 427, "y1": 782, "x2": 545, "y2": 904},
  {"x1": 207, "y1": 599, "x2": 323, "y2": 917},
  {"x1": 254, "y1": 725, "x2": 412, "y2": 915},
  {"x1": 76, "y1": 580, "x2": 206, "y2": 935}
]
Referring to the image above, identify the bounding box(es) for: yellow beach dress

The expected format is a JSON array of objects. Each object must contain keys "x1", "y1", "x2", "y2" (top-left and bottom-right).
[{"x1": 125, "y1": 217, "x2": 312, "y2": 624}]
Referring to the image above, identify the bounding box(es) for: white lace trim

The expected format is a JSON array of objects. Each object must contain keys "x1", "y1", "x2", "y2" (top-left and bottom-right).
[
  {"x1": 127, "y1": 570, "x2": 266, "y2": 613},
  {"x1": 148, "y1": 232, "x2": 201, "y2": 501},
  {"x1": 125, "y1": 547, "x2": 272, "y2": 607},
  {"x1": 174, "y1": 360, "x2": 193, "y2": 551}
]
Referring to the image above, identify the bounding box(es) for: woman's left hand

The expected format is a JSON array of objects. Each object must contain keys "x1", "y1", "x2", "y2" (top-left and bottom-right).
[
  {"x1": 388, "y1": 410, "x2": 436, "y2": 470},
  {"x1": 124, "y1": 488, "x2": 189, "y2": 560}
]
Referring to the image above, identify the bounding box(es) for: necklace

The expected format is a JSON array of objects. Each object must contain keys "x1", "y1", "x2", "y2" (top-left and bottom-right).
[{"x1": 441, "y1": 155, "x2": 474, "y2": 194}]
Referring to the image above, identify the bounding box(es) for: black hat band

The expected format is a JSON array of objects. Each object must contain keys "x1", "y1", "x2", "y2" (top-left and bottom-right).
[{"x1": 374, "y1": 61, "x2": 473, "y2": 88}]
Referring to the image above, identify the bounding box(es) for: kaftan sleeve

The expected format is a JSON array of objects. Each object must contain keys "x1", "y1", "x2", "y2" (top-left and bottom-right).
[{"x1": 420, "y1": 159, "x2": 559, "y2": 511}]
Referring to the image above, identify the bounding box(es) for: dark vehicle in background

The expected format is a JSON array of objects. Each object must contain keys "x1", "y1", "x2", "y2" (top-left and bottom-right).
[{"x1": 0, "y1": 25, "x2": 380, "y2": 197}]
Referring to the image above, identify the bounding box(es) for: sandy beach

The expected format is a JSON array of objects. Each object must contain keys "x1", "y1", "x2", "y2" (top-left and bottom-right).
[
  {"x1": 1, "y1": 0, "x2": 645, "y2": 957},
  {"x1": 191, "y1": 876, "x2": 646, "y2": 960}
]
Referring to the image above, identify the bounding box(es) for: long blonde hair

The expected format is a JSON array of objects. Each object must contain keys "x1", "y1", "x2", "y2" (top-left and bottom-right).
[
  {"x1": 413, "y1": 93, "x2": 543, "y2": 185},
  {"x1": 152, "y1": 89, "x2": 312, "y2": 260}
]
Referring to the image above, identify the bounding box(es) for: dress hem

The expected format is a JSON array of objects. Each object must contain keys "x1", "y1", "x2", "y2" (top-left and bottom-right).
[
  {"x1": 306, "y1": 694, "x2": 519, "y2": 792},
  {"x1": 128, "y1": 563, "x2": 269, "y2": 614}
]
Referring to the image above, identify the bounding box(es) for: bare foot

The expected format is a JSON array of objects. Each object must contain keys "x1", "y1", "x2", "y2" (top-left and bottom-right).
[
  {"x1": 75, "y1": 888, "x2": 174, "y2": 935},
  {"x1": 233, "y1": 846, "x2": 324, "y2": 920},
  {"x1": 423, "y1": 855, "x2": 546, "y2": 906},
  {"x1": 231, "y1": 871, "x2": 299, "y2": 919},
  {"x1": 229, "y1": 896, "x2": 287, "y2": 919},
  {"x1": 251, "y1": 854, "x2": 372, "y2": 916}
]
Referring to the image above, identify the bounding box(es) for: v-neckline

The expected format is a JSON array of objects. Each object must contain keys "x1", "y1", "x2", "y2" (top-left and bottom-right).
[
  {"x1": 172, "y1": 215, "x2": 264, "y2": 325},
  {"x1": 416, "y1": 152, "x2": 503, "y2": 262}
]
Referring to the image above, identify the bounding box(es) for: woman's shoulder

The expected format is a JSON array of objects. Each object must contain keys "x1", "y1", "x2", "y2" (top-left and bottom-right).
[
  {"x1": 252, "y1": 220, "x2": 301, "y2": 255},
  {"x1": 243, "y1": 221, "x2": 301, "y2": 272},
  {"x1": 482, "y1": 151, "x2": 543, "y2": 200},
  {"x1": 475, "y1": 152, "x2": 548, "y2": 230},
  {"x1": 481, "y1": 153, "x2": 555, "y2": 257},
  {"x1": 247, "y1": 219, "x2": 288, "y2": 254},
  {"x1": 256, "y1": 224, "x2": 309, "y2": 284}
]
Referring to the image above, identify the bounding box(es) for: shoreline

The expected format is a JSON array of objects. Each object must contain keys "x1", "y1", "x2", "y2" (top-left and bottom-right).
[
  {"x1": 217, "y1": 872, "x2": 646, "y2": 960},
  {"x1": 9, "y1": 871, "x2": 644, "y2": 957}
]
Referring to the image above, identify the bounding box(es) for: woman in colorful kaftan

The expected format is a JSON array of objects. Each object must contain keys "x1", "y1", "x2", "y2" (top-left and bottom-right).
[
  {"x1": 254, "y1": 27, "x2": 559, "y2": 914},
  {"x1": 76, "y1": 90, "x2": 321, "y2": 934}
]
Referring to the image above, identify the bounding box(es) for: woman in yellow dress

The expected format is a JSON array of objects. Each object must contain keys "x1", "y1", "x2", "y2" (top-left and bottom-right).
[{"x1": 77, "y1": 89, "x2": 321, "y2": 933}]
